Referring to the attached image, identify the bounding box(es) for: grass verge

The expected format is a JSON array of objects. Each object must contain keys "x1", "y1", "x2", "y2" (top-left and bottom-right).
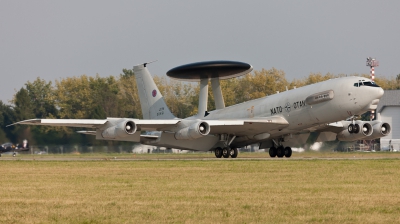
[{"x1": 1, "y1": 158, "x2": 400, "y2": 223}]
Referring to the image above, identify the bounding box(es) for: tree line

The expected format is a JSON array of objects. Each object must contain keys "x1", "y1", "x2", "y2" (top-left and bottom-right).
[{"x1": 1, "y1": 68, "x2": 399, "y2": 150}]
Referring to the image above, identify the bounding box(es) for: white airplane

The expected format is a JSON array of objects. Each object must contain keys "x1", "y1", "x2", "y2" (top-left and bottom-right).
[{"x1": 8, "y1": 61, "x2": 390, "y2": 158}]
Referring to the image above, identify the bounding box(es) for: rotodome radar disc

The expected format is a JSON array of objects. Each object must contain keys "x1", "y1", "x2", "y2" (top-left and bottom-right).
[{"x1": 166, "y1": 60, "x2": 253, "y2": 81}]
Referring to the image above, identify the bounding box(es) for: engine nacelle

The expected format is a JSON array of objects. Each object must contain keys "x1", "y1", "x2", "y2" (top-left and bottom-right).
[
  {"x1": 102, "y1": 120, "x2": 137, "y2": 139},
  {"x1": 337, "y1": 121, "x2": 372, "y2": 141},
  {"x1": 363, "y1": 122, "x2": 391, "y2": 140},
  {"x1": 174, "y1": 121, "x2": 210, "y2": 140}
]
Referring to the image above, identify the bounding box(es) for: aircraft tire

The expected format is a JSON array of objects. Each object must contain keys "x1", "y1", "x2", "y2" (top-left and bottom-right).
[
  {"x1": 354, "y1": 124, "x2": 360, "y2": 134},
  {"x1": 230, "y1": 148, "x2": 238, "y2": 158},
  {"x1": 284, "y1": 147, "x2": 292, "y2": 158},
  {"x1": 215, "y1": 147, "x2": 223, "y2": 158},
  {"x1": 222, "y1": 147, "x2": 230, "y2": 158},
  {"x1": 348, "y1": 124, "x2": 354, "y2": 133},
  {"x1": 276, "y1": 146, "x2": 285, "y2": 158},
  {"x1": 269, "y1": 147, "x2": 277, "y2": 157}
]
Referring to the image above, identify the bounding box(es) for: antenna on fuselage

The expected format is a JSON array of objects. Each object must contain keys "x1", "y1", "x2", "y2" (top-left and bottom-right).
[
  {"x1": 366, "y1": 57, "x2": 379, "y2": 121},
  {"x1": 166, "y1": 61, "x2": 253, "y2": 118}
]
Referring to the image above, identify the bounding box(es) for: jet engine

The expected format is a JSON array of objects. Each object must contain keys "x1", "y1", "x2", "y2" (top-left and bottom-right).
[
  {"x1": 175, "y1": 121, "x2": 210, "y2": 140},
  {"x1": 102, "y1": 120, "x2": 137, "y2": 139},
  {"x1": 363, "y1": 122, "x2": 391, "y2": 140},
  {"x1": 337, "y1": 121, "x2": 372, "y2": 141}
]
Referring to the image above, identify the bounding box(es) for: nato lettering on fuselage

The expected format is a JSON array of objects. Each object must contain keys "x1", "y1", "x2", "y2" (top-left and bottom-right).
[
  {"x1": 270, "y1": 100, "x2": 306, "y2": 115},
  {"x1": 293, "y1": 100, "x2": 306, "y2": 109},
  {"x1": 270, "y1": 106, "x2": 283, "y2": 115}
]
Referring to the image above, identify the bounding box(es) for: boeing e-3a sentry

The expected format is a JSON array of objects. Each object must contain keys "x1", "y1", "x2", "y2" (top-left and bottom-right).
[{"x1": 8, "y1": 61, "x2": 390, "y2": 158}]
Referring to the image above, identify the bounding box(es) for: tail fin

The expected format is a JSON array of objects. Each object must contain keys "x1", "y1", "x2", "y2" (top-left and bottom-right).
[{"x1": 133, "y1": 63, "x2": 175, "y2": 119}]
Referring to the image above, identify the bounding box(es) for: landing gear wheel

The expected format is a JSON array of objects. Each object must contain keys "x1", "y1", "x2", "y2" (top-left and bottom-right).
[
  {"x1": 214, "y1": 147, "x2": 222, "y2": 158},
  {"x1": 276, "y1": 146, "x2": 285, "y2": 158},
  {"x1": 13, "y1": 153, "x2": 16, "y2": 157},
  {"x1": 354, "y1": 124, "x2": 360, "y2": 134},
  {"x1": 284, "y1": 147, "x2": 292, "y2": 158},
  {"x1": 229, "y1": 148, "x2": 238, "y2": 158},
  {"x1": 269, "y1": 147, "x2": 277, "y2": 157},
  {"x1": 348, "y1": 124, "x2": 354, "y2": 133},
  {"x1": 222, "y1": 147, "x2": 230, "y2": 158}
]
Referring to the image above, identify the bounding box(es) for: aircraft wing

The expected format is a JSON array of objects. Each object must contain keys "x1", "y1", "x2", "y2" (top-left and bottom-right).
[
  {"x1": 8, "y1": 116, "x2": 286, "y2": 137},
  {"x1": 8, "y1": 118, "x2": 181, "y2": 131},
  {"x1": 207, "y1": 116, "x2": 289, "y2": 136},
  {"x1": 7, "y1": 119, "x2": 108, "y2": 128}
]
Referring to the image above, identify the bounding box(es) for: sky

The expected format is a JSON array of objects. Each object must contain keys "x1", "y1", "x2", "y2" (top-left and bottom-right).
[{"x1": 1, "y1": 0, "x2": 399, "y2": 103}]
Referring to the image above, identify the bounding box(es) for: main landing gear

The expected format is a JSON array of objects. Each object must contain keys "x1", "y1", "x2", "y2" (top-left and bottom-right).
[
  {"x1": 269, "y1": 146, "x2": 292, "y2": 158},
  {"x1": 347, "y1": 115, "x2": 361, "y2": 134},
  {"x1": 347, "y1": 123, "x2": 360, "y2": 134},
  {"x1": 214, "y1": 147, "x2": 238, "y2": 158}
]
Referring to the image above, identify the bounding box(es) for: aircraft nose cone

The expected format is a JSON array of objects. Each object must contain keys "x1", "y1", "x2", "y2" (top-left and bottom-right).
[{"x1": 377, "y1": 87, "x2": 384, "y2": 98}]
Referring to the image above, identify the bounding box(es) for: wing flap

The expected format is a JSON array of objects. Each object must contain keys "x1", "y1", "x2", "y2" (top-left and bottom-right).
[
  {"x1": 136, "y1": 119, "x2": 180, "y2": 131},
  {"x1": 207, "y1": 116, "x2": 289, "y2": 136}
]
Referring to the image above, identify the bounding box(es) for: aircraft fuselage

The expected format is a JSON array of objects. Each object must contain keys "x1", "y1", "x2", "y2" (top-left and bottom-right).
[{"x1": 142, "y1": 76, "x2": 383, "y2": 151}]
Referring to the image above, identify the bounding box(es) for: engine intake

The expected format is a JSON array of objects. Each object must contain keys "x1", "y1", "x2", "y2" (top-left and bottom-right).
[
  {"x1": 102, "y1": 120, "x2": 137, "y2": 139},
  {"x1": 364, "y1": 122, "x2": 391, "y2": 140},
  {"x1": 338, "y1": 121, "x2": 372, "y2": 141},
  {"x1": 175, "y1": 121, "x2": 210, "y2": 140}
]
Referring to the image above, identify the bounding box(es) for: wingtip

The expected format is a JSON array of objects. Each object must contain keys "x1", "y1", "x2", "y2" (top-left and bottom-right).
[{"x1": 6, "y1": 119, "x2": 41, "y2": 127}]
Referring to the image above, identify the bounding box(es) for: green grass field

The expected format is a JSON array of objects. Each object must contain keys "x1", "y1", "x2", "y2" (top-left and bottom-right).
[{"x1": 1, "y1": 153, "x2": 400, "y2": 223}]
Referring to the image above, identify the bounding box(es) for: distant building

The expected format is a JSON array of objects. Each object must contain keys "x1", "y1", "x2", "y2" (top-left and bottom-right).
[{"x1": 376, "y1": 90, "x2": 400, "y2": 151}]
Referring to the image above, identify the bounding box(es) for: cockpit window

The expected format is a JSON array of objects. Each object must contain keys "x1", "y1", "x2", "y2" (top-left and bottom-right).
[
  {"x1": 362, "y1": 81, "x2": 380, "y2": 87},
  {"x1": 353, "y1": 81, "x2": 380, "y2": 87}
]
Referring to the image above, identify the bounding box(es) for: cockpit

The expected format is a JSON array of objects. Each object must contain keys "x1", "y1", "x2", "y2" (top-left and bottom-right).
[{"x1": 353, "y1": 80, "x2": 380, "y2": 87}]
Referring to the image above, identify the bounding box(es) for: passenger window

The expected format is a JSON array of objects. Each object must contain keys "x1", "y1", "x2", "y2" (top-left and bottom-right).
[{"x1": 354, "y1": 83, "x2": 358, "y2": 87}]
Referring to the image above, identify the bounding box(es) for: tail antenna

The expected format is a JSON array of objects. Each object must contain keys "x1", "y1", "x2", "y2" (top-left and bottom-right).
[{"x1": 143, "y1": 60, "x2": 158, "y2": 67}]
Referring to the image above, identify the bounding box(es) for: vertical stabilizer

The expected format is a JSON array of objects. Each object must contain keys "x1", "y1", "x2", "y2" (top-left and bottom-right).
[{"x1": 133, "y1": 63, "x2": 175, "y2": 119}]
